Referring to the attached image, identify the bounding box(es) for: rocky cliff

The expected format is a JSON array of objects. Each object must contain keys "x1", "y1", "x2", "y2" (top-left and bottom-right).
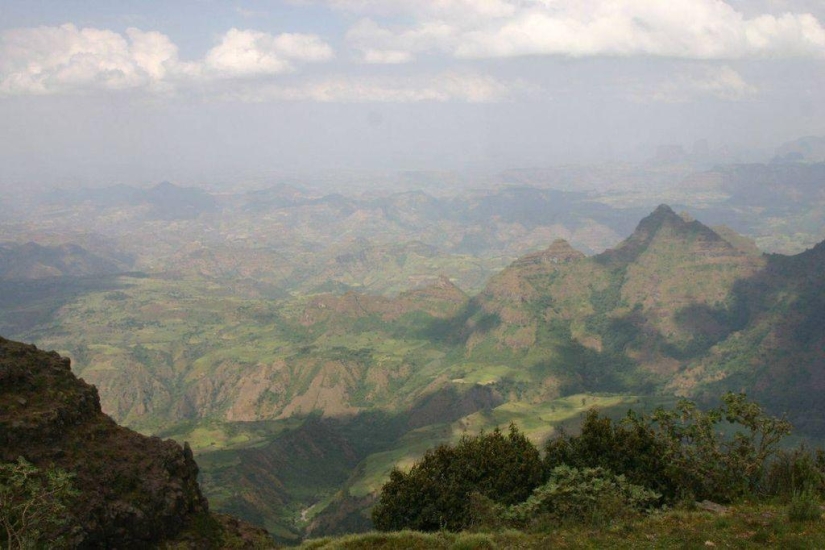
[{"x1": 0, "y1": 336, "x2": 269, "y2": 548}]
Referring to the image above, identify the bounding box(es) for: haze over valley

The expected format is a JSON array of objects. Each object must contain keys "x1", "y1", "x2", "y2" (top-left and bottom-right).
[{"x1": 2, "y1": 1, "x2": 825, "y2": 546}]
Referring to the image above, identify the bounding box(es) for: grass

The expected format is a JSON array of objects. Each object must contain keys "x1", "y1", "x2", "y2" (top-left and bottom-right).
[
  {"x1": 299, "y1": 503, "x2": 825, "y2": 549},
  {"x1": 788, "y1": 490, "x2": 823, "y2": 523},
  {"x1": 160, "y1": 418, "x2": 306, "y2": 453},
  {"x1": 449, "y1": 363, "x2": 530, "y2": 386},
  {"x1": 300, "y1": 531, "x2": 497, "y2": 550}
]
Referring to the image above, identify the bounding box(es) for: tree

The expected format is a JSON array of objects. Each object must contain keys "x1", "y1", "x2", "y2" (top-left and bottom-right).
[
  {"x1": 372, "y1": 425, "x2": 543, "y2": 532},
  {"x1": 543, "y1": 392, "x2": 792, "y2": 503},
  {"x1": 0, "y1": 457, "x2": 79, "y2": 549},
  {"x1": 649, "y1": 392, "x2": 792, "y2": 501},
  {"x1": 544, "y1": 407, "x2": 675, "y2": 500}
]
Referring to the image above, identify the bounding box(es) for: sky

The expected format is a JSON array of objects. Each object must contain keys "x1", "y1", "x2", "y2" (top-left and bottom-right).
[{"x1": 0, "y1": 0, "x2": 824, "y2": 189}]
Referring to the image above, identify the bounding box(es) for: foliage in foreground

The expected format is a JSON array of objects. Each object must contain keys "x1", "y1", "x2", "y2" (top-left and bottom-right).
[
  {"x1": 787, "y1": 489, "x2": 823, "y2": 523},
  {"x1": 373, "y1": 393, "x2": 823, "y2": 534},
  {"x1": 765, "y1": 446, "x2": 825, "y2": 500},
  {"x1": 304, "y1": 503, "x2": 825, "y2": 549},
  {"x1": 0, "y1": 457, "x2": 79, "y2": 550},
  {"x1": 371, "y1": 425, "x2": 543, "y2": 532},
  {"x1": 502, "y1": 465, "x2": 660, "y2": 529},
  {"x1": 544, "y1": 392, "x2": 794, "y2": 503}
]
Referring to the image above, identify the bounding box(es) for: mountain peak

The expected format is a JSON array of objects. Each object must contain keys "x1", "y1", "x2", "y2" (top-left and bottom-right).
[
  {"x1": 598, "y1": 204, "x2": 729, "y2": 266},
  {"x1": 639, "y1": 203, "x2": 683, "y2": 228},
  {"x1": 546, "y1": 239, "x2": 586, "y2": 260},
  {"x1": 402, "y1": 274, "x2": 468, "y2": 305},
  {"x1": 434, "y1": 273, "x2": 459, "y2": 290},
  {"x1": 154, "y1": 180, "x2": 177, "y2": 190},
  {"x1": 512, "y1": 239, "x2": 585, "y2": 268},
  {"x1": 653, "y1": 203, "x2": 676, "y2": 216},
  {"x1": 625, "y1": 203, "x2": 696, "y2": 243}
]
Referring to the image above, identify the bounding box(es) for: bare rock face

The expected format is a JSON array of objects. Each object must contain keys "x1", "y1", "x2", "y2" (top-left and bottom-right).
[
  {"x1": 511, "y1": 239, "x2": 586, "y2": 268},
  {"x1": 0, "y1": 336, "x2": 209, "y2": 548}
]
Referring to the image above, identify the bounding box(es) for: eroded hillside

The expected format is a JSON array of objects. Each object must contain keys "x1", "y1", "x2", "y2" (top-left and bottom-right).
[
  {"x1": 0, "y1": 336, "x2": 270, "y2": 548},
  {"x1": 3, "y1": 202, "x2": 825, "y2": 541}
]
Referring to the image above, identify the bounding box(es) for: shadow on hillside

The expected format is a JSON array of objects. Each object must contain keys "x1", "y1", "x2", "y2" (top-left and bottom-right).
[
  {"x1": 198, "y1": 384, "x2": 502, "y2": 544},
  {"x1": 673, "y1": 244, "x2": 825, "y2": 437},
  {"x1": 0, "y1": 273, "x2": 141, "y2": 336},
  {"x1": 415, "y1": 297, "x2": 501, "y2": 345}
]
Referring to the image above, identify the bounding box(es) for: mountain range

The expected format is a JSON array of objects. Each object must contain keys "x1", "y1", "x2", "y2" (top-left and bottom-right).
[
  {"x1": 2, "y1": 195, "x2": 824, "y2": 541},
  {"x1": 204, "y1": 204, "x2": 825, "y2": 539}
]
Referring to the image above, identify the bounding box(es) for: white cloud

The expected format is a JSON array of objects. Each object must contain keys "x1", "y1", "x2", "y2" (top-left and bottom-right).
[
  {"x1": 218, "y1": 71, "x2": 527, "y2": 103},
  {"x1": 690, "y1": 66, "x2": 759, "y2": 100},
  {"x1": 126, "y1": 28, "x2": 189, "y2": 91},
  {"x1": 342, "y1": 0, "x2": 825, "y2": 62},
  {"x1": 203, "y1": 28, "x2": 333, "y2": 77},
  {"x1": 346, "y1": 18, "x2": 458, "y2": 63},
  {"x1": 639, "y1": 65, "x2": 759, "y2": 103},
  {"x1": 361, "y1": 49, "x2": 414, "y2": 64},
  {"x1": 0, "y1": 24, "x2": 154, "y2": 95},
  {"x1": 299, "y1": 0, "x2": 516, "y2": 19},
  {"x1": 0, "y1": 24, "x2": 520, "y2": 104},
  {"x1": 0, "y1": 24, "x2": 333, "y2": 95}
]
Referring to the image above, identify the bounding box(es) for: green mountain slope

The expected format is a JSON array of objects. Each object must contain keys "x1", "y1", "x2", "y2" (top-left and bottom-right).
[
  {"x1": 448, "y1": 205, "x2": 764, "y2": 396},
  {"x1": 674, "y1": 238, "x2": 825, "y2": 434},
  {"x1": 3, "y1": 204, "x2": 825, "y2": 540}
]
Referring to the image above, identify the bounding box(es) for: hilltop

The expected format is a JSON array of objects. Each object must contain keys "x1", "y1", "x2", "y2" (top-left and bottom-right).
[{"x1": 0, "y1": 336, "x2": 271, "y2": 548}]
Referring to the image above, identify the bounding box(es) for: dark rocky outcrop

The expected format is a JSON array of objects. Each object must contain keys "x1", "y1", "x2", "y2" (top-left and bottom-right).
[{"x1": 0, "y1": 336, "x2": 239, "y2": 548}]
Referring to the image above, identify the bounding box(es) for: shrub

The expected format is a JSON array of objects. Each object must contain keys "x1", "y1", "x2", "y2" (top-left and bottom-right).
[
  {"x1": 544, "y1": 408, "x2": 674, "y2": 500},
  {"x1": 503, "y1": 465, "x2": 660, "y2": 529},
  {"x1": 649, "y1": 392, "x2": 792, "y2": 501},
  {"x1": 374, "y1": 394, "x2": 800, "y2": 536},
  {"x1": 787, "y1": 489, "x2": 822, "y2": 522},
  {"x1": 372, "y1": 425, "x2": 543, "y2": 532},
  {"x1": 0, "y1": 457, "x2": 79, "y2": 549},
  {"x1": 765, "y1": 447, "x2": 825, "y2": 500},
  {"x1": 544, "y1": 393, "x2": 792, "y2": 504}
]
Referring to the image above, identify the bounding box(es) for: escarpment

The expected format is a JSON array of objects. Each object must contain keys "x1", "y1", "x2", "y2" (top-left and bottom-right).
[{"x1": 0, "y1": 336, "x2": 209, "y2": 548}]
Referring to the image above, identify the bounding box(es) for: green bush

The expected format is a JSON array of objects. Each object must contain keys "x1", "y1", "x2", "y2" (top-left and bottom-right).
[
  {"x1": 765, "y1": 447, "x2": 825, "y2": 500},
  {"x1": 503, "y1": 466, "x2": 659, "y2": 529},
  {"x1": 544, "y1": 408, "x2": 675, "y2": 501},
  {"x1": 372, "y1": 425, "x2": 543, "y2": 532},
  {"x1": 649, "y1": 392, "x2": 792, "y2": 501},
  {"x1": 787, "y1": 488, "x2": 822, "y2": 522},
  {"x1": 543, "y1": 392, "x2": 792, "y2": 503},
  {"x1": 0, "y1": 457, "x2": 79, "y2": 549},
  {"x1": 373, "y1": 394, "x2": 804, "y2": 537}
]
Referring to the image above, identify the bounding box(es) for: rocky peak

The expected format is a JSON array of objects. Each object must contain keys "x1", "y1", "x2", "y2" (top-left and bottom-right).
[
  {"x1": 0, "y1": 336, "x2": 211, "y2": 547},
  {"x1": 400, "y1": 275, "x2": 469, "y2": 309},
  {"x1": 512, "y1": 239, "x2": 585, "y2": 268},
  {"x1": 597, "y1": 204, "x2": 731, "y2": 266},
  {"x1": 637, "y1": 204, "x2": 723, "y2": 240},
  {"x1": 636, "y1": 204, "x2": 687, "y2": 232}
]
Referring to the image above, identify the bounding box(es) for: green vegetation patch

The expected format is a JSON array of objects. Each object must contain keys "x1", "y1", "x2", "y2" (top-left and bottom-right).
[{"x1": 301, "y1": 504, "x2": 825, "y2": 549}]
